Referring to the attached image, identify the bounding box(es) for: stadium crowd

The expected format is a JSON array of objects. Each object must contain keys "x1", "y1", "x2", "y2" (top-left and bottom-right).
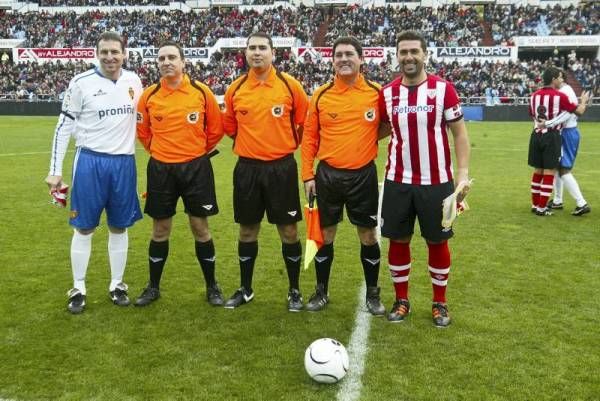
[
  {"x1": 2, "y1": 6, "x2": 324, "y2": 48},
  {"x1": 485, "y1": 3, "x2": 599, "y2": 45},
  {"x1": 4, "y1": 51, "x2": 599, "y2": 101},
  {"x1": 325, "y1": 4, "x2": 484, "y2": 47},
  {"x1": 3, "y1": 4, "x2": 598, "y2": 48},
  {"x1": 1, "y1": 3, "x2": 599, "y2": 100},
  {"x1": 39, "y1": 0, "x2": 169, "y2": 6}
]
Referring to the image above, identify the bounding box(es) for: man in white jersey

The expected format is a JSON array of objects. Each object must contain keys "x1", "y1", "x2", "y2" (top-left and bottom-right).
[
  {"x1": 547, "y1": 77, "x2": 591, "y2": 216},
  {"x1": 45, "y1": 31, "x2": 143, "y2": 314},
  {"x1": 378, "y1": 30, "x2": 471, "y2": 328}
]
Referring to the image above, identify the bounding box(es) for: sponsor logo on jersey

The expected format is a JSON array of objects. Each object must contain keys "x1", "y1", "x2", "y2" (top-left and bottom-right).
[
  {"x1": 364, "y1": 108, "x2": 376, "y2": 122},
  {"x1": 136, "y1": 112, "x2": 143, "y2": 123},
  {"x1": 327, "y1": 112, "x2": 338, "y2": 119},
  {"x1": 239, "y1": 110, "x2": 248, "y2": 116},
  {"x1": 272, "y1": 104, "x2": 284, "y2": 117},
  {"x1": 128, "y1": 87, "x2": 134, "y2": 100},
  {"x1": 93, "y1": 89, "x2": 107, "y2": 97},
  {"x1": 187, "y1": 111, "x2": 199, "y2": 124},
  {"x1": 155, "y1": 115, "x2": 163, "y2": 122},
  {"x1": 98, "y1": 104, "x2": 135, "y2": 119},
  {"x1": 393, "y1": 104, "x2": 434, "y2": 115}
]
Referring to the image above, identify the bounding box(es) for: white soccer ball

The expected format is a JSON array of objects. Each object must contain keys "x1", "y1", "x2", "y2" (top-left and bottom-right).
[{"x1": 304, "y1": 338, "x2": 349, "y2": 384}]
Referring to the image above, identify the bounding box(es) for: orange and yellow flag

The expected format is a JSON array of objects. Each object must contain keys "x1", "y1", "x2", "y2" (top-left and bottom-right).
[{"x1": 303, "y1": 197, "x2": 324, "y2": 270}]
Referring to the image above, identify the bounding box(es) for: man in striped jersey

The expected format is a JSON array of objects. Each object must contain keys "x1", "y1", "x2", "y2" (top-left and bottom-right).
[
  {"x1": 529, "y1": 67, "x2": 589, "y2": 216},
  {"x1": 378, "y1": 30, "x2": 471, "y2": 327},
  {"x1": 45, "y1": 32, "x2": 143, "y2": 314},
  {"x1": 532, "y1": 68, "x2": 591, "y2": 216}
]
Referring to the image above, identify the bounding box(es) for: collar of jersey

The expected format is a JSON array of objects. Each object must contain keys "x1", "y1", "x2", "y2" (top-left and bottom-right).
[
  {"x1": 398, "y1": 73, "x2": 428, "y2": 89},
  {"x1": 247, "y1": 65, "x2": 276, "y2": 88},
  {"x1": 159, "y1": 74, "x2": 191, "y2": 94},
  {"x1": 334, "y1": 73, "x2": 366, "y2": 92},
  {"x1": 94, "y1": 67, "x2": 122, "y2": 83}
]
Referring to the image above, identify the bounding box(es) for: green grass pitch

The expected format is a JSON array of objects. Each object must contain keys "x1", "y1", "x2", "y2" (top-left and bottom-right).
[{"x1": 0, "y1": 116, "x2": 599, "y2": 401}]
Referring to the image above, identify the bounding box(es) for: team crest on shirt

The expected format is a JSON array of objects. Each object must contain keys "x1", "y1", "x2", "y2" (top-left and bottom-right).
[
  {"x1": 137, "y1": 112, "x2": 143, "y2": 123},
  {"x1": 128, "y1": 87, "x2": 134, "y2": 100},
  {"x1": 271, "y1": 104, "x2": 284, "y2": 118},
  {"x1": 364, "y1": 108, "x2": 376, "y2": 122},
  {"x1": 427, "y1": 89, "x2": 437, "y2": 99},
  {"x1": 187, "y1": 111, "x2": 199, "y2": 124}
]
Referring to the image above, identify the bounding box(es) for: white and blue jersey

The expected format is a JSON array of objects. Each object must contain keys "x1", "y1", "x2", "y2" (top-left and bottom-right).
[
  {"x1": 48, "y1": 67, "x2": 143, "y2": 229},
  {"x1": 559, "y1": 84, "x2": 580, "y2": 169}
]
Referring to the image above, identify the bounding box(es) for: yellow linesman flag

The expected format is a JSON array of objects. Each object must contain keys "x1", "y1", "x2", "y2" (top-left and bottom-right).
[{"x1": 303, "y1": 195, "x2": 324, "y2": 270}]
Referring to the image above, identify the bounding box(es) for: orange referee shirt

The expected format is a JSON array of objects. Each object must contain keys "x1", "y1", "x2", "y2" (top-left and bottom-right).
[
  {"x1": 223, "y1": 65, "x2": 309, "y2": 161},
  {"x1": 137, "y1": 74, "x2": 223, "y2": 163},
  {"x1": 301, "y1": 74, "x2": 381, "y2": 181}
]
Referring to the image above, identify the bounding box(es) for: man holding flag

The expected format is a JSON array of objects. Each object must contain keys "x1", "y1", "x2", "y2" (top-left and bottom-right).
[{"x1": 301, "y1": 36, "x2": 386, "y2": 315}]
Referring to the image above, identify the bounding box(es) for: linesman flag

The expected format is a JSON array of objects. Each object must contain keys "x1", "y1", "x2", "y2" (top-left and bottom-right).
[
  {"x1": 303, "y1": 194, "x2": 324, "y2": 270},
  {"x1": 442, "y1": 179, "x2": 473, "y2": 229}
]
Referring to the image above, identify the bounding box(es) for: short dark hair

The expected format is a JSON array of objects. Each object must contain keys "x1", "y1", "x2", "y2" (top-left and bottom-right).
[
  {"x1": 332, "y1": 36, "x2": 363, "y2": 58},
  {"x1": 247, "y1": 32, "x2": 273, "y2": 49},
  {"x1": 396, "y1": 30, "x2": 427, "y2": 53},
  {"x1": 96, "y1": 31, "x2": 125, "y2": 53},
  {"x1": 158, "y1": 40, "x2": 185, "y2": 60},
  {"x1": 542, "y1": 67, "x2": 561, "y2": 86}
]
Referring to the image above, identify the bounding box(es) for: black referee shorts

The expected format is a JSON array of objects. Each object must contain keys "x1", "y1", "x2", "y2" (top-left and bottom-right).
[
  {"x1": 233, "y1": 154, "x2": 302, "y2": 225},
  {"x1": 144, "y1": 155, "x2": 218, "y2": 219},
  {"x1": 380, "y1": 179, "x2": 454, "y2": 242},
  {"x1": 315, "y1": 161, "x2": 378, "y2": 228},
  {"x1": 528, "y1": 129, "x2": 561, "y2": 169}
]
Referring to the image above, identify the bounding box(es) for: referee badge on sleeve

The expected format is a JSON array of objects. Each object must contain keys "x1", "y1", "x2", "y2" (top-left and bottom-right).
[{"x1": 272, "y1": 104, "x2": 284, "y2": 118}]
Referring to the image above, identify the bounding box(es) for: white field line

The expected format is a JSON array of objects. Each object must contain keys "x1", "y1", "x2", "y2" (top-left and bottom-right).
[{"x1": 336, "y1": 284, "x2": 372, "y2": 401}]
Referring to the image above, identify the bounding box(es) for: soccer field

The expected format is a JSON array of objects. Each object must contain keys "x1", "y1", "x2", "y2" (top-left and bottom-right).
[{"x1": 0, "y1": 116, "x2": 599, "y2": 401}]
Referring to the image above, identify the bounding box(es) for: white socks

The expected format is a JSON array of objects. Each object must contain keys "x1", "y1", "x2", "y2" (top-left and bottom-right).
[
  {"x1": 71, "y1": 230, "x2": 93, "y2": 295},
  {"x1": 108, "y1": 230, "x2": 129, "y2": 292},
  {"x1": 561, "y1": 173, "x2": 586, "y2": 207},
  {"x1": 553, "y1": 172, "x2": 563, "y2": 204}
]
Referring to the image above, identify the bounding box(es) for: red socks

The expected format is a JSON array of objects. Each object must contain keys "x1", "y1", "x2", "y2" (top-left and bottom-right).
[
  {"x1": 388, "y1": 241, "x2": 411, "y2": 300},
  {"x1": 427, "y1": 242, "x2": 451, "y2": 303}
]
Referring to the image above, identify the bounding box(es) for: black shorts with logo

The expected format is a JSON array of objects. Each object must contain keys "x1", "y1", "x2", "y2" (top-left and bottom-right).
[
  {"x1": 315, "y1": 161, "x2": 378, "y2": 228},
  {"x1": 528, "y1": 129, "x2": 561, "y2": 169},
  {"x1": 233, "y1": 154, "x2": 302, "y2": 225},
  {"x1": 380, "y1": 179, "x2": 454, "y2": 242},
  {"x1": 144, "y1": 155, "x2": 218, "y2": 219}
]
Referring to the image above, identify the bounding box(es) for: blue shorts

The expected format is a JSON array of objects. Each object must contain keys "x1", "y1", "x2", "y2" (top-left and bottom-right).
[
  {"x1": 560, "y1": 127, "x2": 580, "y2": 169},
  {"x1": 70, "y1": 148, "x2": 142, "y2": 230}
]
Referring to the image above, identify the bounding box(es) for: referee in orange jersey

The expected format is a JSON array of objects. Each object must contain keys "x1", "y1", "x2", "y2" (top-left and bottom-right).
[
  {"x1": 135, "y1": 41, "x2": 225, "y2": 307},
  {"x1": 222, "y1": 32, "x2": 309, "y2": 311},
  {"x1": 301, "y1": 36, "x2": 388, "y2": 315}
]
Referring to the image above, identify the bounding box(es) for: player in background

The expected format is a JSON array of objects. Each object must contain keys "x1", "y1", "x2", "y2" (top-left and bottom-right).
[
  {"x1": 301, "y1": 36, "x2": 387, "y2": 316},
  {"x1": 546, "y1": 74, "x2": 592, "y2": 216},
  {"x1": 45, "y1": 31, "x2": 143, "y2": 314},
  {"x1": 378, "y1": 30, "x2": 471, "y2": 327},
  {"x1": 135, "y1": 41, "x2": 225, "y2": 307},
  {"x1": 222, "y1": 32, "x2": 309, "y2": 311},
  {"x1": 529, "y1": 67, "x2": 589, "y2": 216}
]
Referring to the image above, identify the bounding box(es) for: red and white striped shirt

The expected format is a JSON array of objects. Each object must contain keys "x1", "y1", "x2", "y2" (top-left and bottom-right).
[
  {"x1": 529, "y1": 87, "x2": 577, "y2": 132},
  {"x1": 379, "y1": 74, "x2": 463, "y2": 185}
]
